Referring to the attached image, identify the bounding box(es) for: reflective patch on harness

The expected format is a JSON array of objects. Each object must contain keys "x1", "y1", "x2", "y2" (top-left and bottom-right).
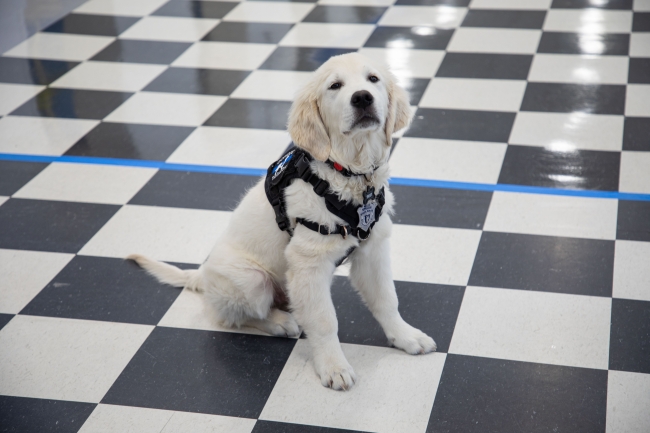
[{"x1": 272, "y1": 151, "x2": 294, "y2": 180}]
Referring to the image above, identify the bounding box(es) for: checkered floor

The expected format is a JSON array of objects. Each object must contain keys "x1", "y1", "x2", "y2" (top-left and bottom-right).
[{"x1": 1, "y1": 0, "x2": 650, "y2": 432}]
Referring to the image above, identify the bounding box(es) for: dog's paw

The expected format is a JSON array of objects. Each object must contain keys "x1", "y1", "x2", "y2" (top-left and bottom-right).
[
  {"x1": 389, "y1": 326, "x2": 437, "y2": 355},
  {"x1": 316, "y1": 361, "x2": 358, "y2": 391},
  {"x1": 267, "y1": 309, "x2": 301, "y2": 338}
]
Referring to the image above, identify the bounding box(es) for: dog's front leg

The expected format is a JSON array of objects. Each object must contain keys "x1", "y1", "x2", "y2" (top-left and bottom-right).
[
  {"x1": 350, "y1": 218, "x2": 437, "y2": 355},
  {"x1": 285, "y1": 234, "x2": 357, "y2": 391}
]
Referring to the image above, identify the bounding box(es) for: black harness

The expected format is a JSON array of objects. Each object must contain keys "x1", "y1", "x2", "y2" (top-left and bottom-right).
[{"x1": 265, "y1": 147, "x2": 385, "y2": 248}]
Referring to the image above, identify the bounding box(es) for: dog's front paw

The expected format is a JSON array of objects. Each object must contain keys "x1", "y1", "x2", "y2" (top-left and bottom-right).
[
  {"x1": 389, "y1": 326, "x2": 437, "y2": 355},
  {"x1": 315, "y1": 359, "x2": 358, "y2": 391}
]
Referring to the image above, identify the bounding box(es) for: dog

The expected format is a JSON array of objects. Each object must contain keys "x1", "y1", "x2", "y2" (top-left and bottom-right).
[{"x1": 128, "y1": 53, "x2": 437, "y2": 391}]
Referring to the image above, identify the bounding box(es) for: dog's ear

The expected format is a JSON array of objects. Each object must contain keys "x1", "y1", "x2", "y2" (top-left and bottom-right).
[
  {"x1": 288, "y1": 82, "x2": 331, "y2": 161},
  {"x1": 384, "y1": 74, "x2": 412, "y2": 147}
]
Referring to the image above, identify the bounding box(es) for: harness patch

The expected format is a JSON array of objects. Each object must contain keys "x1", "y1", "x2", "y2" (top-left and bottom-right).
[
  {"x1": 357, "y1": 201, "x2": 377, "y2": 232},
  {"x1": 272, "y1": 150, "x2": 294, "y2": 180}
]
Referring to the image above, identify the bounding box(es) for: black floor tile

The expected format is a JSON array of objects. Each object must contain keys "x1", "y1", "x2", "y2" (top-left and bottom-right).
[
  {"x1": 143, "y1": 67, "x2": 250, "y2": 95},
  {"x1": 427, "y1": 354, "x2": 607, "y2": 433},
  {"x1": 101, "y1": 327, "x2": 296, "y2": 417},
  {"x1": 0, "y1": 313, "x2": 13, "y2": 331},
  {"x1": 248, "y1": 0, "x2": 317, "y2": 2},
  {"x1": 204, "y1": 99, "x2": 292, "y2": 130},
  {"x1": 0, "y1": 198, "x2": 120, "y2": 253},
  {"x1": 65, "y1": 122, "x2": 194, "y2": 161},
  {"x1": 252, "y1": 420, "x2": 367, "y2": 433},
  {"x1": 461, "y1": 10, "x2": 546, "y2": 29},
  {"x1": 152, "y1": 0, "x2": 237, "y2": 18},
  {"x1": 632, "y1": 12, "x2": 650, "y2": 31},
  {"x1": 391, "y1": 185, "x2": 492, "y2": 229},
  {"x1": 20, "y1": 256, "x2": 193, "y2": 325},
  {"x1": 537, "y1": 31, "x2": 630, "y2": 55},
  {"x1": 43, "y1": 13, "x2": 139, "y2": 36},
  {"x1": 610, "y1": 298, "x2": 650, "y2": 374},
  {"x1": 551, "y1": 0, "x2": 632, "y2": 8},
  {"x1": 498, "y1": 145, "x2": 621, "y2": 191},
  {"x1": 469, "y1": 232, "x2": 615, "y2": 297},
  {"x1": 436, "y1": 52, "x2": 533, "y2": 80},
  {"x1": 0, "y1": 57, "x2": 78, "y2": 85},
  {"x1": 332, "y1": 276, "x2": 464, "y2": 353},
  {"x1": 628, "y1": 57, "x2": 650, "y2": 83},
  {"x1": 10, "y1": 88, "x2": 132, "y2": 120},
  {"x1": 623, "y1": 117, "x2": 650, "y2": 151},
  {"x1": 399, "y1": 77, "x2": 430, "y2": 106},
  {"x1": 303, "y1": 6, "x2": 387, "y2": 24},
  {"x1": 395, "y1": 0, "x2": 470, "y2": 5},
  {"x1": 0, "y1": 160, "x2": 48, "y2": 196},
  {"x1": 129, "y1": 170, "x2": 259, "y2": 211},
  {"x1": 521, "y1": 83, "x2": 626, "y2": 115},
  {"x1": 406, "y1": 108, "x2": 516, "y2": 143},
  {"x1": 91, "y1": 39, "x2": 192, "y2": 64},
  {"x1": 260, "y1": 47, "x2": 356, "y2": 71},
  {"x1": 617, "y1": 200, "x2": 650, "y2": 242},
  {"x1": 203, "y1": 22, "x2": 294, "y2": 44},
  {"x1": 0, "y1": 395, "x2": 96, "y2": 433},
  {"x1": 364, "y1": 26, "x2": 454, "y2": 50}
]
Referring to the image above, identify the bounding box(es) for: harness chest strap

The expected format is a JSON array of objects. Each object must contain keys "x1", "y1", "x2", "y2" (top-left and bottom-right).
[{"x1": 264, "y1": 147, "x2": 385, "y2": 241}]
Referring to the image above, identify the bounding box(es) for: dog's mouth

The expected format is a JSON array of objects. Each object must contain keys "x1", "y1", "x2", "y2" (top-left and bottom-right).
[{"x1": 350, "y1": 113, "x2": 380, "y2": 130}]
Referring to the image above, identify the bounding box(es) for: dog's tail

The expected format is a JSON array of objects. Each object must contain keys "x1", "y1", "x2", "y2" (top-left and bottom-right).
[{"x1": 127, "y1": 254, "x2": 203, "y2": 292}]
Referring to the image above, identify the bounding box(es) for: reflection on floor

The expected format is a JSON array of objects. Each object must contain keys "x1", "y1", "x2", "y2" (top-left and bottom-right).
[{"x1": 1, "y1": 0, "x2": 650, "y2": 432}]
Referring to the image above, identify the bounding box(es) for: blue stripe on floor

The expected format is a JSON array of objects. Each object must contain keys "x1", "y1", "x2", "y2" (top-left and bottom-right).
[{"x1": 2, "y1": 152, "x2": 649, "y2": 202}]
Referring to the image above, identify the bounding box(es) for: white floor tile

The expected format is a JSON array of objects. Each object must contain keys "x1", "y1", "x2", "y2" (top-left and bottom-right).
[
  {"x1": 509, "y1": 111, "x2": 624, "y2": 152},
  {"x1": 469, "y1": 0, "x2": 552, "y2": 9},
  {"x1": 620, "y1": 151, "x2": 650, "y2": 194},
  {"x1": 79, "y1": 205, "x2": 230, "y2": 264},
  {"x1": 0, "y1": 196, "x2": 7, "y2": 207},
  {"x1": 318, "y1": 0, "x2": 395, "y2": 5},
  {"x1": 162, "y1": 412, "x2": 256, "y2": 433},
  {"x1": 634, "y1": 0, "x2": 650, "y2": 10},
  {"x1": 613, "y1": 240, "x2": 650, "y2": 302},
  {"x1": 484, "y1": 191, "x2": 618, "y2": 240},
  {"x1": 231, "y1": 70, "x2": 312, "y2": 101},
  {"x1": 79, "y1": 405, "x2": 173, "y2": 433},
  {"x1": 449, "y1": 286, "x2": 612, "y2": 370},
  {"x1": 630, "y1": 33, "x2": 650, "y2": 57},
  {"x1": 259, "y1": 340, "x2": 446, "y2": 433},
  {"x1": 543, "y1": 9, "x2": 633, "y2": 33},
  {"x1": 158, "y1": 289, "x2": 269, "y2": 336},
  {"x1": 223, "y1": 2, "x2": 315, "y2": 23},
  {"x1": 74, "y1": 0, "x2": 169, "y2": 16},
  {"x1": 391, "y1": 224, "x2": 482, "y2": 286},
  {"x1": 279, "y1": 23, "x2": 375, "y2": 48},
  {"x1": 0, "y1": 83, "x2": 45, "y2": 116},
  {"x1": 104, "y1": 92, "x2": 226, "y2": 127},
  {"x1": 0, "y1": 315, "x2": 153, "y2": 402},
  {"x1": 2, "y1": 33, "x2": 115, "y2": 61},
  {"x1": 166, "y1": 126, "x2": 290, "y2": 169},
  {"x1": 172, "y1": 41, "x2": 276, "y2": 70},
  {"x1": 357, "y1": 48, "x2": 446, "y2": 78},
  {"x1": 378, "y1": 6, "x2": 467, "y2": 29},
  {"x1": 0, "y1": 116, "x2": 99, "y2": 156},
  {"x1": 447, "y1": 28, "x2": 542, "y2": 54},
  {"x1": 528, "y1": 54, "x2": 629, "y2": 84},
  {"x1": 13, "y1": 162, "x2": 157, "y2": 205},
  {"x1": 420, "y1": 78, "x2": 526, "y2": 112},
  {"x1": 0, "y1": 249, "x2": 74, "y2": 314},
  {"x1": 625, "y1": 84, "x2": 650, "y2": 116},
  {"x1": 390, "y1": 137, "x2": 507, "y2": 184},
  {"x1": 118, "y1": 16, "x2": 219, "y2": 42},
  {"x1": 607, "y1": 370, "x2": 650, "y2": 433},
  {"x1": 50, "y1": 61, "x2": 166, "y2": 92}
]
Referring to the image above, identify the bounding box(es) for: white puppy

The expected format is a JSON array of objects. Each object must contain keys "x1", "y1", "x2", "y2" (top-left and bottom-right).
[{"x1": 129, "y1": 53, "x2": 437, "y2": 391}]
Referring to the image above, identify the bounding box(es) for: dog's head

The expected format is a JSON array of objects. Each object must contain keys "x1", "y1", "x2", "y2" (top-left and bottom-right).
[{"x1": 288, "y1": 53, "x2": 412, "y2": 162}]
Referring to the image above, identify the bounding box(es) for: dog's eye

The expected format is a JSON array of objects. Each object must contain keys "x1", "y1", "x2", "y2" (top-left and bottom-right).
[
  {"x1": 369, "y1": 75, "x2": 379, "y2": 83},
  {"x1": 329, "y1": 82, "x2": 342, "y2": 90}
]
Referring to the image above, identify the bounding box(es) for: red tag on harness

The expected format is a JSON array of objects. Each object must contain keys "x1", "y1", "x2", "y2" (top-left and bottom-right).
[{"x1": 333, "y1": 162, "x2": 343, "y2": 171}]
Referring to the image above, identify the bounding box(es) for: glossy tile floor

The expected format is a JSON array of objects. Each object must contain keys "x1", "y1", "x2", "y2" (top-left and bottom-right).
[{"x1": 1, "y1": 0, "x2": 650, "y2": 432}]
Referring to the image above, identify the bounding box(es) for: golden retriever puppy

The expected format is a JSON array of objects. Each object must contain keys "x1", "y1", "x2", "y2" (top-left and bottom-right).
[{"x1": 128, "y1": 53, "x2": 437, "y2": 391}]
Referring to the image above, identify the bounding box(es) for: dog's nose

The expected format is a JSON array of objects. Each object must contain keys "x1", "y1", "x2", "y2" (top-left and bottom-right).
[{"x1": 350, "y1": 90, "x2": 374, "y2": 109}]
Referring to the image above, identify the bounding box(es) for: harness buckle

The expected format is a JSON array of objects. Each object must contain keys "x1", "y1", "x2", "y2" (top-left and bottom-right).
[
  {"x1": 313, "y1": 179, "x2": 329, "y2": 196},
  {"x1": 357, "y1": 228, "x2": 371, "y2": 241}
]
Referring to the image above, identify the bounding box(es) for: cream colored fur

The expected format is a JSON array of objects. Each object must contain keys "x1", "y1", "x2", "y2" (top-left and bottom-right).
[{"x1": 128, "y1": 53, "x2": 436, "y2": 391}]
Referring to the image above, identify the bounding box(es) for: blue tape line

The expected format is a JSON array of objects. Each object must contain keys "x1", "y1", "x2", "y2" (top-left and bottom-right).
[{"x1": 2, "y1": 152, "x2": 649, "y2": 202}]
